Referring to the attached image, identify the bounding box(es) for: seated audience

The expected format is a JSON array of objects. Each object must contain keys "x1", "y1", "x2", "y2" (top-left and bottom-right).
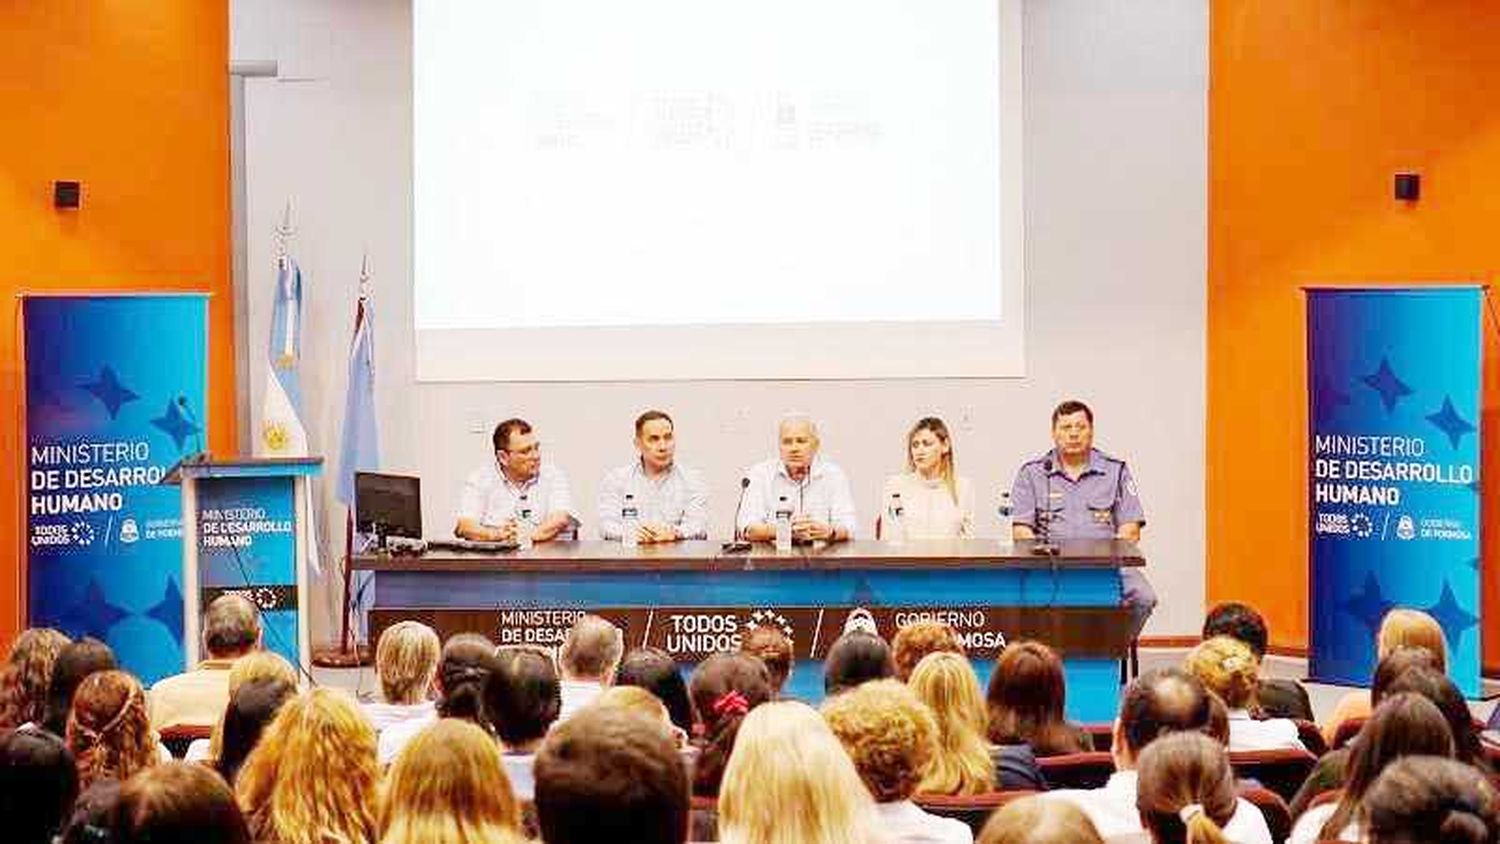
[
  {"x1": 379, "y1": 632, "x2": 496, "y2": 764},
  {"x1": 688, "y1": 652, "x2": 774, "y2": 797},
  {"x1": 1364, "y1": 756, "x2": 1500, "y2": 844},
  {"x1": 1135, "y1": 731, "x2": 1265, "y2": 844},
  {"x1": 986, "y1": 640, "x2": 1092, "y2": 756},
  {"x1": 823, "y1": 630, "x2": 896, "y2": 695},
  {"x1": 1202, "y1": 602, "x2": 1313, "y2": 721},
  {"x1": 535, "y1": 705, "x2": 689, "y2": 844},
  {"x1": 379, "y1": 719, "x2": 526, "y2": 844},
  {"x1": 0, "y1": 627, "x2": 70, "y2": 730},
  {"x1": 43, "y1": 638, "x2": 117, "y2": 737},
  {"x1": 1045, "y1": 668, "x2": 1272, "y2": 843},
  {"x1": 236, "y1": 688, "x2": 378, "y2": 844},
  {"x1": 908, "y1": 652, "x2": 1015, "y2": 794},
  {"x1": 1184, "y1": 636, "x2": 1304, "y2": 751},
  {"x1": 214, "y1": 677, "x2": 295, "y2": 786},
  {"x1": 558, "y1": 614, "x2": 624, "y2": 720},
  {"x1": 115, "y1": 761, "x2": 250, "y2": 844},
  {"x1": 718, "y1": 701, "x2": 877, "y2": 844},
  {"x1": 1288, "y1": 692, "x2": 1454, "y2": 844},
  {"x1": 187, "y1": 649, "x2": 299, "y2": 763},
  {"x1": 891, "y1": 620, "x2": 965, "y2": 682},
  {"x1": 67, "y1": 670, "x2": 160, "y2": 789},
  {"x1": 597, "y1": 686, "x2": 686, "y2": 746},
  {"x1": 979, "y1": 796, "x2": 1104, "y2": 844},
  {"x1": 822, "y1": 680, "x2": 974, "y2": 844},
  {"x1": 615, "y1": 646, "x2": 695, "y2": 735},
  {"x1": 483, "y1": 646, "x2": 561, "y2": 801},
  {"x1": 739, "y1": 626, "x2": 794, "y2": 697},
  {"x1": 1322, "y1": 607, "x2": 1447, "y2": 743},
  {"x1": 364, "y1": 621, "x2": 439, "y2": 732},
  {"x1": 0, "y1": 726, "x2": 79, "y2": 844},
  {"x1": 150, "y1": 594, "x2": 261, "y2": 731},
  {"x1": 60, "y1": 779, "x2": 123, "y2": 844}
]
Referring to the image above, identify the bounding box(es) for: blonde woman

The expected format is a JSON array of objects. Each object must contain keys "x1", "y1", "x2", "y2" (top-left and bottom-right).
[
  {"x1": 236, "y1": 688, "x2": 379, "y2": 844},
  {"x1": 188, "y1": 649, "x2": 299, "y2": 763},
  {"x1": 881, "y1": 417, "x2": 974, "y2": 540},
  {"x1": 718, "y1": 701, "x2": 878, "y2": 844},
  {"x1": 66, "y1": 669, "x2": 160, "y2": 789},
  {"x1": 0, "y1": 627, "x2": 69, "y2": 729},
  {"x1": 908, "y1": 653, "x2": 1001, "y2": 795},
  {"x1": 1184, "y1": 637, "x2": 1304, "y2": 752},
  {"x1": 979, "y1": 796, "x2": 1103, "y2": 844},
  {"x1": 379, "y1": 719, "x2": 527, "y2": 844},
  {"x1": 366, "y1": 622, "x2": 440, "y2": 731},
  {"x1": 1322, "y1": 607, "x2": 1448, "y2": 744}
]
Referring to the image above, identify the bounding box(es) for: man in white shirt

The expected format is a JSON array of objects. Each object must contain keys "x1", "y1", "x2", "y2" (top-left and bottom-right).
[
  {"x1": 455, "y1": 417, "x2": 579, "y2": 543},
  {"x1": 557, "y1": 614, "x2": 624, "y2": 721},
  {"x1": 149, "y1": 594, "x2": 261, "y2": 731},
  {"x1": 1045, "y1": 668, "x2": 1273, "y2": 844},
  {"x1": 738, "y1": 413, "x2": 857, "y2": 543},
  {"x1": 597, "y1": 410, "x2": 709, "y2": 542}
]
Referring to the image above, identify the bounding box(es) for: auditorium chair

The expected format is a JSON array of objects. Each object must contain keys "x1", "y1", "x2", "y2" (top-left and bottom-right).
[
  {"x1": 1081, "y1": 723, "x2": 1114, "y2": 752},
  {"x1": 1229, "y1": 748, "x2": 1318, "y2": 803},
  {"x1": 157, "y1": 723, "x2": 212, "y2": 759},
  {"x1": 1037, "y1": 751, "x2": 1114, "y2": 790},
  {"x1": 690, "y1": 795, "x2": 720, "y2": 842},
  {"x1": 915, "y1": 790, "x2": 1037, "y2": 835},
  {"x1": 1239, "y1": 786, "x2": 1293, "y2": 844}
]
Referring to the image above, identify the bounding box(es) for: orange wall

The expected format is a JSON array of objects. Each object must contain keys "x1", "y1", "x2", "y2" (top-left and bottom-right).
[
  {"x1": 0, "y1": 5, "x2": 235, "y2": 646},
  {"x1": 1208, "y1": 1, "x2": 1500, "y2": 663}
]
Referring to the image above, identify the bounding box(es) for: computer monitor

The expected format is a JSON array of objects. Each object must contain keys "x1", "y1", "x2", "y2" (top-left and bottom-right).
[{"x1": 354, "y1": 472, "x2": 422, "y2": 546}]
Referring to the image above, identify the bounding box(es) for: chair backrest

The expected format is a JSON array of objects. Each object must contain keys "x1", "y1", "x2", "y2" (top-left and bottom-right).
[
  {"x1": 915, "y1": 790, "x2": 1038, "y2": 836},
  {"x1": 158, "y1": 723, "x2": 212, "y2": 759},
  {"x1": 689, "y1": 795, "x2": 719, "y2": 842},
  {"x1": 1239, "y1": 785, "x2": 1292, "y2": 844},
  {"x1": 1293, "y1": 719, "x2": 1328, "y2": 756},
  {"x1": 1081, "y1": 723, "x2": 1114, "y2": 753},
  {"x1": 1330, "y1": 717, "x2": 1367, "y2": 751},
  {"x1": 1037, "y1": 751, "x2": 1115, "y2": 790},
  {"x1": 1230, "y1": 748, "x2": 1318, "y2": 803}
]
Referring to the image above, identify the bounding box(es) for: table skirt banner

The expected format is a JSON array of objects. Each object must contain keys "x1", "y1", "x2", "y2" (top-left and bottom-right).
[{"x1": 1306, "y1": 286, "x2": 1483, "y2": 695}]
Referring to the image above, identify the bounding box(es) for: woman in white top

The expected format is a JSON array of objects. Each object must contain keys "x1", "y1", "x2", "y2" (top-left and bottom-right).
[
  {"x1": 882, "y1": 417, "x2": 975, "y2": 540},
  {"x1": 1185, "y1": 637, "x2": 1306, "y2": 752}
]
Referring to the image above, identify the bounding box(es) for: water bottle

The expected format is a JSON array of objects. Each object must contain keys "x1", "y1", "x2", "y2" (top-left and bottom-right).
[
  {"x1": 517, "y1": 493, "x2": 534, "y2": 550},
  {"x1": 997, "y1": 489, "x2": 1014, "y2": 545},
  {"x1": 621, "y1": 493, "x2": 640, "y2": 548},
  {"x1": 774, "y1": 495, "x2": 794, "y2": 551},
  {"x1": 885, "y1": 492, "x2": 905, "y2": 544}
]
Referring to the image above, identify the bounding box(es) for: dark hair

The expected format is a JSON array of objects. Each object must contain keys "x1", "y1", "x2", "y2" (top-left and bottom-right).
[
  {"x1": 492, "y1": 418, "x2": 532, "y2": 452},
  {"x1": 987, "y1": 640, "x2": 1091, "y2": 756},
  {"x1": 1382, "y1": 666, "x2": 1486, "y2": 768},
  {"x1": 615, "y1": 648, "x2": 693, "y2": 734},
  {"x1": 1051, "y1": 400, "x2": 1093, "y2": 426},
  {"x1": 436, "y1": 634, "x2": 498, "y2": 726},
  {"x1": 1134, "y1": 731, "x2": 1238, "y2": 844},
  {"x1": 1372, "y1": 646, "x2": 1442, "y2": 704},
  {"x1": 1119, "y1": 668, "x2": 1213, "y2": 759},
  {"x1": 1365, "y1": 756, "x2": 1500, "y2": 844},
  {"x1": 738, "y1": 627, "x2": 793, "y2": 695},
  {"x1": 115, "y1": 762, "x2": 250, "y2": 844},
  {"x1": 483, "y1": 648, "x2": 561, "y2": 747},
  {"x1": 634, "y1": 410, "x2": 673, "y2": 437},
  {"x1": 201, "y1": 595, "x2": 261, "y2": 658},
  {"x1": 61, "y1": 779, "x2": 122, "y2": 844},
  {"x1": 1201, "y1": 602, "x2": 1268, "y2": 659},
  {"x1": 688, "y1": 653, "x2": 773, "y2": 797},
  {"x1": 823, "y1": 631, "x2": 895, "y2": 695},
  {"x1": 0, "y1": 726, "x2": 79, "y2": 844},
  {"x1": 534, "y1": 706, "x2": 689, "y2": 844},
  {"x1": 215, "y1": 678, "x2": 294, "y2": 786},
  {"x1": 44, "y1": 639, "x2": 117, "y2": 737},
  {"x1": 1320, "y1": 693, "x2": 1455, "y2": 840}
]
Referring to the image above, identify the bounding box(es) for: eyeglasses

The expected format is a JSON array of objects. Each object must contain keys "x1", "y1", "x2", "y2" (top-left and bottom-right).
[{"x1": 503, "y1": 442, "x2": 542, "y2": 457}]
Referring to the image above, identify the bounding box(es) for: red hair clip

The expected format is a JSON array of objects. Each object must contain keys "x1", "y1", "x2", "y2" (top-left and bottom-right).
[{"x1": 711, "y1": 689, "x2": 750, "y2": 718}]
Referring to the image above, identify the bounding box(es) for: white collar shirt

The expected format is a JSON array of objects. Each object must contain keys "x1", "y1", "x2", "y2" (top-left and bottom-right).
[
  {"x1": 1046, "y1": 770, "x2": 1273, "y2": 844},
  {"x1": 872, "y1": 800, "x2": 974, "y2": 844},
  {"x1": 458, "y1": 462, "x2": 578, "y2": 529},
  {"x1": 1226, "y1": 709, "x2": 1307, "y2": 752},
  {"x1": 596, "y1": 460, "x2": 709, "y2": 540},
  {"x1": 737, "y1": 456, "x2": 857, "y2": 536}
]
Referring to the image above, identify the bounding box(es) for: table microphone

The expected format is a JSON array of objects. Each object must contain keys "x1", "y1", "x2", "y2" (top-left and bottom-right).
[
  {"x1": 721, "y1": 476, "x2": 752, "y2": 553},
  {"x1": 1032, "y1": 457, "x2": 1061, "y2": 557}
]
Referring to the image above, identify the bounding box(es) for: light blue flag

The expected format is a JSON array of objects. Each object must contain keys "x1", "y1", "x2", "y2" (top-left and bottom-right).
[
  {"x1": 337, "y1": 293, "x2": 379, "y2": 506},
  {"x1": 259, "y1": 258, "x2": 309, "y2": 456}
]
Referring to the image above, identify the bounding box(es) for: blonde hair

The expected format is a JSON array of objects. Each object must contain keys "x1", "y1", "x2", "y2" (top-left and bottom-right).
[
  {"x1": 718, "y1": 701, "x2": 874, "y2": 844},
  {"x1": 67, "y1": 669, "x2": 159, "y2": 789},
  {"x1": 379, "y1": 719, "x2": 525, "y2": 844},
  {"x1": 908, "y1": 652, "x2": 995, "y2": 796},
  {"x1": 0, "y1": 627, "x2": 69, "y2": 728},
  {"x1": 376, "y1": 622, "x2": 441, "y2": 705},
  {"x1": 596, "y1": 685, "x2": 670, "y2": 723},
  {"x1": 1184, "y1": 636, "x2": 1259, "y2": 712},
  {"x1": 1135, "y1": 732, "x2": 1236, "y2": 844},
  {"x1": 236, "y1": 688, "x2": 379, "y2": 844},
  {"x1": 821, "y1": 679, "x2": 937, "y2": 803},
  {"x1": 979, "y1": 795, "x2": 1104, "y2": 844},
  {"x1": 1378, "y1": 609, "x2": 1449, "y2": 671},
  {"x1": 208, "y1": 650, "x2": 300, "y2": 761},
  {"x1": 905, "y1": 417, "x2": 958, "y2": 504}
]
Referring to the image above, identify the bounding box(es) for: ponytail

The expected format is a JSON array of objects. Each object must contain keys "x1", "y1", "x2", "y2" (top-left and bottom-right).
[{"x1": 1180, "y1": 804, "x2": 1231, "y2": 844}]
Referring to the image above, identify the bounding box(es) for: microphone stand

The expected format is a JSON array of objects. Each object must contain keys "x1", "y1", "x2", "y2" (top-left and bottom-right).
[
  {"x1": 722, "y1": 476, "x2": 752, "y2": 553},
  {"x1": 1031, "y1": 456, "x2": 1061, "y2": 557}
]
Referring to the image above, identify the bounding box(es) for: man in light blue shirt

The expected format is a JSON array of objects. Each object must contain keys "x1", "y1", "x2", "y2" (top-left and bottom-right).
[
  {"x1": 738, "y1": 413, "x2": 857, "y2": 543},
  {"x1": 597, "y1": 410, "x2": 709, "y2": 542},
  {"x1": 455, "y1": 418, "x2": 579, "y2": 542}
]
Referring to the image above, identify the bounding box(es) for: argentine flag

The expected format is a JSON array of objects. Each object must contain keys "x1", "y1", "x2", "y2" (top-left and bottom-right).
[
  {"x1": 337, "y1": 292, "x2": 379, "y2": 506},
  {"x1": 259, "y1": 257, "x2": 309, "y2": 456}
]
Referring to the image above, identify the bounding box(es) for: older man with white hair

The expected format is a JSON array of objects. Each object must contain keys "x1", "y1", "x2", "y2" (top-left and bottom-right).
[{"x1": 737, "y1": 413, "x2": 857, "y2": 543}]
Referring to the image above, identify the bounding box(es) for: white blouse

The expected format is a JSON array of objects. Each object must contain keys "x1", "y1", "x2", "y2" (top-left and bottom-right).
[{"x1": 881, "y1": 473, "x2": 975, "y2": 539}]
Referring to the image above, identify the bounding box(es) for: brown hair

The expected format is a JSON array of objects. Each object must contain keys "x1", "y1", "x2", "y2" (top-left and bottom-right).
[
  {"x1": 905, "y1": 417, "x2": 959, "y2": 504},
  {"x1": 1320, "y1": 692, "x2": 1455, "y2": 840},
  {"x1": 1365, "y1": 756, "x2": 1500, "y2": 844},
  {"x1": 740, "y1": 626, "x2": 793, "y2": 694},
  {"x1": 66, "y1": 670, "x2": 158, "y2": 789},
  {"x1": 0, "y1": 627, "x2": 70, "y2": 729},
  {"x1": 986, "y1": 641, "x2": 1089, "y2": 755},
  {"x1": 375, "y1": 621, "x2": 440, "y2": 705},
  {"x1": 379, "y1": 719, "x2": 525, "y2": 844},
  {"x1": 890, "y1": 620, "x2": 964, "y2": 682},
  {"x1": 559, "y1": 615, "x2": 624, "y2": 682},
  {"x1": 978, "y1": 795, "x2": 1103, "y2": 844},
  {"x1": 1051, "y1": 400, "x2": 1093, "y2": 425},
  {"x1": 688, "y1": 653, "x2": 774, "y2": 797},
  {"x1": 1135, "y1": 731, "x2": 1237, "y2": 844},
  {"x1": 1377, "y1": 608, "x2": 1448, "y2": 671},
  {"x1": 491, "y1": 418, "x2": 532, "y2": 452},
  {"x1": 116, "y1": 761, "x2": 250, "y2": 844},
  {"x1": 1184, "y1": 636, "x2": 1259, "y2": 712},
  {"x1": 821, "y1": 679, "x2": 937, "y2": 803},
  {"x1": 634, "y1": 410, "x2": 673, "y2": 436}
]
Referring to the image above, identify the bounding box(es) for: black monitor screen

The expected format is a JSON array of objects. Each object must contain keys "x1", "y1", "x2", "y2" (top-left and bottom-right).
[{"x1": 355, "y1": 472, "x2": 422, "y2": 540}]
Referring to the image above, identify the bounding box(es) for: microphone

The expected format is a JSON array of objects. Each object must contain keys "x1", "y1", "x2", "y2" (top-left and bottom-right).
[
  {"x1": 1031, "y1": 456, "x2": 1061, "y2": 557},
  {"x1": 722, "y1": 476, "x2": 753, "y2": 553}
]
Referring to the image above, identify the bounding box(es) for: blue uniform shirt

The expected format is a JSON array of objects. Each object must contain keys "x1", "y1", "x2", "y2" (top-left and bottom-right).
[{"x1": 1009, "y1": 448, "x2": 1145, "y2": 540}]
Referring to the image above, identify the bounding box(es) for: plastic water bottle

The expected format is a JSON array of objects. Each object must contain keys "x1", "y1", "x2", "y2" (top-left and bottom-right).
[
  {"x1": 885, "y1": 492, "x2": 905, "y2": 544},
  {"x1": 997, "y1": 490, "x2": 1014, "y2": 545},
  {"x1": 774, "y1": 495, "x2": 794, "y2": 551},
  {"x1": 517, "y1": 493, "x2": 534, "y2": 550},
  {"x1": 621, "y1": 493, "x2": 640, "y2": 548}
]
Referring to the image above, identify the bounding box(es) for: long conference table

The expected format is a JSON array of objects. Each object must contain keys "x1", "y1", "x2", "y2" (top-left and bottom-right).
[{"x1": 352, "y1": 538, "x2": 1143, "y2": 722}]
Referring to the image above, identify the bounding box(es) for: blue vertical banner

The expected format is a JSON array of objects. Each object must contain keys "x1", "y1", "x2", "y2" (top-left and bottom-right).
[
  {"x1": 1307, "y1": 287, "x2": 1483, "y2": 696},
  {"x1": 195, "y1": 476, "x2": 301, "y2": 669},
  {"x1": 24, "y1": 294, "x2": 208, "y2": 685}
]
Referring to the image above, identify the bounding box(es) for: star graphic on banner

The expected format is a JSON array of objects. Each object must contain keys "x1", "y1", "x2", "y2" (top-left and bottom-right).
[
  {"x1": 1424, "y1": 581, "x2": 1478, "y2": 649},
  {"x1": 146, "y1": 578, "x2": 184, "y2": 643},
  {"x1": 150, "y1": 400, "x2": 200, "y2": 452},
  {"x1": 1314, "y1": 376, "x2": 1352, "y2": 412},
  {"x1": 1425, "y1": 396, "x2": 1475, "y2": 450},
  {"x1": 79, "y1": 366, "x2": 139, "y2": 419},
  {"x1": 61, "y1": 579, "x2": 131, "y2": 641},
  {"x1": 1361, "y1": 358, "x2": 1413, "y2": 413},
  {"x1": 849, "y1": 578, "x2": 881, "y2": 607},
  {"x1": 1341, "y1": 570, "x2": 1395, "y2": 639},
  {"x1": 1466, "y1": 557, "x2": 1482, "y2": 572}
]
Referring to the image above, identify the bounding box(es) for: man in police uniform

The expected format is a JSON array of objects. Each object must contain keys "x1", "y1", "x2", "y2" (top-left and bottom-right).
[{"x1": 1010, "y1": 400, "x2": 1155, "y2": 637}]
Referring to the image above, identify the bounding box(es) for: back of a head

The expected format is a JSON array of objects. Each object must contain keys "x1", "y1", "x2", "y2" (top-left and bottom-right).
[
  {"x1": 908, "y1": 652, "x2": 994, "y2": 795},
  {"x1": 437, "y1": 634, "x2": 499, "y2": 723},
  {"x1": 1382, "y1": 666, "x2": 1484, "y2": 765},
  {"x1": 597, "y1": 685, "x2": 672, "y2": 725},
  {"x1": 890, "y1": 621, "x2": 964, "y2": 682},
  {"x1": 688, "y1": 653, "x2": 774, "y2": 796},
  {"x1": 1372, "y1": 646, "x2": 1442, "y2": 704},
  {"x1": 821, "y1": 679, "x2": 937, "y2": 804},
  {"x1": 201, "y1": 594, "x2": 262, "y2": 659},
  {"x1": 1134, "y1": 731, "x2": 1238, "y2": 844},
  {"x1": 483, "y1": 648, "x2": 561, "y2": 747},
  {"x1": 215, "y1": 678, "x2": 295, "y2": 786},
  {"x1": 615, "y1": 647, "x2": 694, "y2": 733},
  {"x1": 45, "y1": 638, "x2": 117, "y2": 735},
  {"x1": 116, "y1": 761, "x2": 249, "y2": 844},
  {"x1": 978, "y1": 795, "x2": 1103, "y2": 844},
  {"x1": 1201, "y1": 602, "x2": 1268, "y2": 660},
  {"x1": 1378, "y1": 608, "x2": 1449, "y2": 672},
  {"x1": 61, "y1": 779, "x2": 123, "y2": 844},
  {"x1": 226, "y1": 650, "x2": 298, "y2": 695},
  {"x1": 739, "y1": 627, "x2": 794, "y2": 694},
  {"x1": 1184, "y1": 637, "x2": 1259, "y2": 711},
  {"x1": 987, "y1": 640, "x2": 1069, "y2": 745},
  {"x1": 381, "y1": 719, "x2": 521, "y2": 844},
  {"x1": 1320, "y1": 692, "x2": 1456, "y2": 840},
  {"x1": 822, "y1": 631, "x2": 894, "y2": 695},
  {"x1": 0, "y1": 627, "x2": 70, "y2": 729},
  {"x1": 1365, "y1": 756, "x2": 1500, "y2": 844},
  {"x1": 0, "y1": 726, "x2": 79, "y2": 844},
  {"x1": 534, "y1": 704, "x2": 687, "y2": 844},
  {"x1": 67, "y1": 670, "x2": 155, "y2": 788},
  {"x1": 559, "y1": 615, "x2": 624, "y2": 682},
  {"x1": 375, "y1": 621, "x2": 440, "y2": 705},
  {"x1": 1119, "y1": 668, "x2": 1213, "y2": 761}
]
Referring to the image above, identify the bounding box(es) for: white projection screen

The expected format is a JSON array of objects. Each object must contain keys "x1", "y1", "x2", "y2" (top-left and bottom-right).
[{"x1": 413, "y1": 0, "x2": 1024, "y2": 381}]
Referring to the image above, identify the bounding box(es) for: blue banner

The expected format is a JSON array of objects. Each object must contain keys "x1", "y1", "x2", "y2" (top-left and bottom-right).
[
  {"x1": 196, "y1": 476, "x2": 301, "y2": 669},
  {"x1": 1307, "y1": 287, "x2": 1483, "y2": 695},
  {"x1": 25, "y1": 294, "x2": 208, "y2": 685}
]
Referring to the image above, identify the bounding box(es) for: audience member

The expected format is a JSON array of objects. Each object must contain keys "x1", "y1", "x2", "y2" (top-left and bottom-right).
[
  {"x1": 379, "y1": 719, "x2": 526, "y2": 844},
  {"x1": 615, "y1": 646, "x2": 694, "y2": 734},
  {"x1": 236, "y1": 688, "x2": 379, "y2": 844},
  {"x1": 822, "y1": 680, "x2": 973, "y2": 843},
  {"x1": 1364, "y1": 756, "x2": 1500, "y2": 844},
  {"x1": 718, "y1": 701, "x2": 877, "y2": 844},
  {"x1": 60, "y1": 779, "x2": 123, "y2": 844},
  {"x1": 986, "y1": 640, "x2": 1092, "y2": 756},
  {"x1": 688, "y1": 652, "x2": 773, "y2": 797},
  {"x1": 1383, "y1": 665, "x2": 1488, "y2": 770},
  {"x1": 558, "y1": 615, "x2": 624, "y2": 720},
  {"x1": 365, "y1": 621, "x2": 439, "y2": 731},
  {"x1": 483, "y1": 646, "x2": 562, "y2": 801},
  {"x1": 739, "y1": 626, "x2": 794, "y2": 697},
  {"x1": 115, "y1": 761, "x2": 250, "y2": 844},
  {"x1": 67, "y1": 670, "x2": 159, "y2": 789},
  {"x1": 379, "y1": 633, "x2": 495, "y2": 764},
  {"x1": 535, "y1": 705, "x2": 689, "y2": 844},
  {"x1": 978, "y1": 795, "x2": 1103, "y2": 844},
  {"x1": 189, "y1": 649, "x2": 299, "y2": 764},
  {"x1": 214, "y1": 677, "x2": 295, "y2": 786},
  {"x1": 0, "y1": 725, "x2": 79, "y2": 844},
  {"x1": 891, "y1": 620, "x2": 965, "y2": 682},
  {"x1": 1288, "y1": 693, "x2": 1454, "y2": 844},
  {"x1": 1204, "y1": 692, "x2": 1231, "y2": 747},
  {"x1": 1135, "y1": 731, "x2": 1263, "y2": 844},
  {"x1": 1322, "y1": 607, "x2": 1447, "y2": 743},
  {"x1": 44, "y1": 638, "x2": 117, "y2": 737},
  {"x1": 1185, "y1": 636, "x2": 1305, "y2": 751},
  {"x1": 1202, "y1": 602, "x2": 1313, "y2": 720},
  {"x1": 0, "y1": 627, "x2": 70, "y2": 729},
  {"x1": 150, "y1": 594, "x2": 261, "y2": 731},
  {"x1": 823, "y1": 630, "x2": 896, "y2": 695},
  {"x1": 909, "y1": 652, "x2": 1010, "y2": 794}
]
